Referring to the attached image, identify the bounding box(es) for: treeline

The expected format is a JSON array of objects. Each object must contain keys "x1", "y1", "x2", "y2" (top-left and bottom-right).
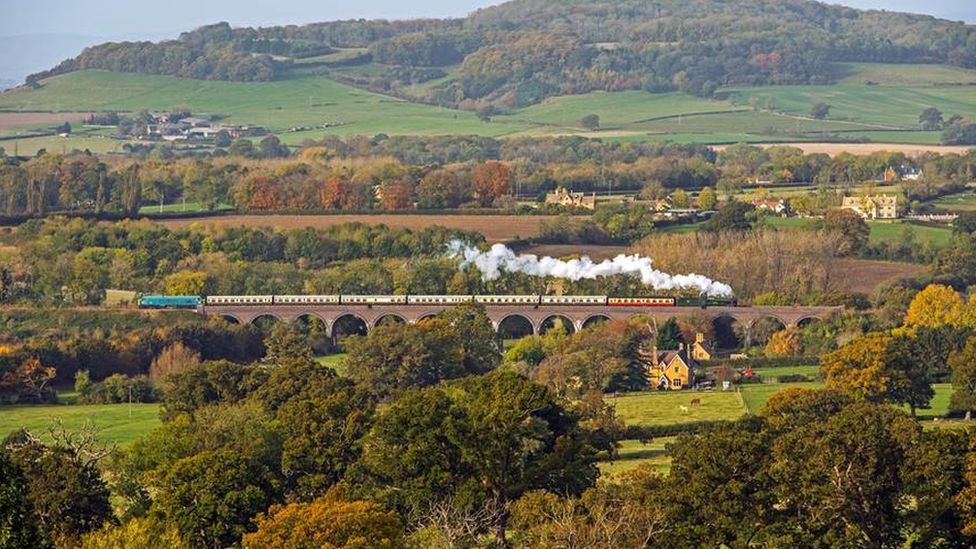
[
  {"x1": 0, "y1": 218, "x2": 484, "y2": 305},
  {"x1": 5, "y1": 138, "x2": 975, "y2": 219},
  {"x1": 28, "y1": 0, "x2": 976, "y2": 108}
]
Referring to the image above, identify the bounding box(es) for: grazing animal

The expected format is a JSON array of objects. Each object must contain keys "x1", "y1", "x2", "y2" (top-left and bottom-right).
[
  {"x1": 690, "y1": 398, "x2": 702, "y2": 408},
  {"x1": 679, "y1": 405, "x2": 690, "y2": 414}
]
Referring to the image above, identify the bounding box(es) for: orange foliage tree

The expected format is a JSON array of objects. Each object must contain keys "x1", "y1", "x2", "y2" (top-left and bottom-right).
[
  {"x1": 472, "y1": 161, "x2": 512, "y2": 207},
  {"x1": 243, "y1": 494, "x2": 404, "y2": 549}
]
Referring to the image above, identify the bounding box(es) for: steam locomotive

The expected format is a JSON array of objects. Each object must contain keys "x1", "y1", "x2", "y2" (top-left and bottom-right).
[{"x1": 138, "y1": 293, "x2": 737, "y2": 310}]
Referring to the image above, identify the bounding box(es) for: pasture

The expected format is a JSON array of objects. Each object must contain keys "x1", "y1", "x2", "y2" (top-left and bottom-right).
[
  {"x1": 0, "y1": 402, "x2": 160, "y2": 447},
  {"x1": 1, "y1": 63, "x2": 973, "y2": 147},
  {"x1": 154, "y1": 213, "x2": 559, "y2": 242},
  {"x1": 0, "y1": 70, "x2": 526, "y2": 138},
  {"x1": 927, "y1": 190, "x2": 976, "y2": 213}
]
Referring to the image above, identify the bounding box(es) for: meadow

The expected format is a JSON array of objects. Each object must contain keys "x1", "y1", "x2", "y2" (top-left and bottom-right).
[
  {"x1": 927, "y1": 190, "x2": 976, "y2": 213},
  {"x1": 0, "y1": 402, "x2": 160, "y2": 447},
  {"x1": 1, "y1": 62, "x2": 974, "y2": 147}
]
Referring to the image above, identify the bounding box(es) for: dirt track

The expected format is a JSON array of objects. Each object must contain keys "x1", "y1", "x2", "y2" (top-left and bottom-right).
[{"x1": 154, "y1": 214, "x2": 560, "y2": 242}]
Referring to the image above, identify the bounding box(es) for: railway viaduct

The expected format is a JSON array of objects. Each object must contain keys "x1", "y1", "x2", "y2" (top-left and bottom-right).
[{"x1": 200, "y1": 303, "x2": 841, "y2": 337}]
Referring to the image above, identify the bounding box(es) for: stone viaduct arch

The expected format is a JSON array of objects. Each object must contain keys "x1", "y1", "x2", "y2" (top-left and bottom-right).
[{"x1": 201, "y1": 303, "x2": 841, "y2": 337}]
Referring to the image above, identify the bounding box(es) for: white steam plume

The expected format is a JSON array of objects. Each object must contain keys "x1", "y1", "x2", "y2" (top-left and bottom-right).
[{"x1": 447, "y1": 241, "x2": 734, "y2": 297}]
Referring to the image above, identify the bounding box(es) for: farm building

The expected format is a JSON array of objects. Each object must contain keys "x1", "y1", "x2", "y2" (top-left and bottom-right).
[
  {"x1": 751, "y1": 198, "x2": 788, "y2": 215},
  {"x1": 545, "y1": 187, "x2": 596, "y2": 209},
  {"x1": 644, "y1": 345, "x2": 694, "y2": 390},
  {"x1": 842, "y1": 195, "x2": 899, "y2": 219}
]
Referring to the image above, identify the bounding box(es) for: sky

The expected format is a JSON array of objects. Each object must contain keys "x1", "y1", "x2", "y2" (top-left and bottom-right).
[{"x1": 0, "y1": 0, "x2": 973, "y2": 87}]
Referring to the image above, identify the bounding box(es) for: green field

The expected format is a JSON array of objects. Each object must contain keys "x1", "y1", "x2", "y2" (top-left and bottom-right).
[
  {"x1": 761, "y1": 216, "x2": 954, "y2": 248},
  {"x1": 600, "y1": 437, "x2": 675, "y2": 477},
  {"x1": 0, "y1": 402, "x2": 160, "y2": 447},
  {"x1": 0, "y1": 71, "x2": 526, "y2": 138},
  {"x1": 2, "y1": 62, "x2": 973, "y2": 145},
  {"x1": 927, "y1": 190, "x2": 976, "y2": 213},
  {"x1": 752, "y1": 365, "x2": 821, "y2": 379},
  {"x1": 137, "y1": 201, "x2": 234, "y2": 215},
  {"x1": 729, "y1": 83, "x2": 976, "y2": 130}
]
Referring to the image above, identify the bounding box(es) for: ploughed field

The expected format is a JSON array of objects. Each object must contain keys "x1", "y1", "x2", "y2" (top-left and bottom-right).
[{"x1": 154, "y1": 214, "x2": 560, "y2": 242}]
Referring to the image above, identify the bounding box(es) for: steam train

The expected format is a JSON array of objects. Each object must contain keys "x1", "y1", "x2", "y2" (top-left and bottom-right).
[{"x1": 139, "y1": 293, "x2": 737, "y2": 310}]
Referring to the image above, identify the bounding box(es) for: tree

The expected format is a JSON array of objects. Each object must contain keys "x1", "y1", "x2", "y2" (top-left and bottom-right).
[
  {"x1": 824, "y1": 208, "x2": 869, "y2": 257},
  {"x1": 765, "y1": 328, "x2": 803, "y2": 357},
  {"x1": 704, "y1": 201, "x2": 754, "y2": 232},
  {"x1": 149, "y1": 342, "x2": 202, "y2": 390},
  {"x1": 163, "y1": 270, "x2": 208, "y2": 296},
  {"x1": 156, "y1": 448, "x2": 281, "y2": 548},
  {"x1": 885, "y1": 334, "x2": 935, "y2": 416},
  {"x1": 0, "y1": 450, "x2": 44, "y2": 549},
  {"x1": 656, "y1": 317, "x2": 683, "y2": 349},
  {"x1": 1, "y1": 357, "x2": 56, "y2": 404},
  {"x1": 769, "y1": 402, "x2": 920, "y2": 548},
  {"x1": 920, "y1": 107, "x2": 945, "y2": 131},
  {"x1": 943, "y1": 122, "x2": 976, "y2": 146},
  {"x1": 79, "y1": 516, "x2": 187, "y2": 549},
  {"x1": 451, "y1": 371, "x2": 598, "y2": 546},
  {"x1": 580, "y1": 114, "x2": 600, "y2": 131},
  {"x1": 472, "y1": 161, "x2": 512, "y2": 207},
  {"x1": 950, "y1": 337, "x2": 976, "y2": 420},
  {"x1": 821, "y1": 332, "x2": 892, "y2": 401},
  {"x1": 904, "y1": 284, "x2": 966, "y2": 329},
  {"x1": 244, "y1": 493, "x2": 404, "y2": 549},
  {"x1": 263, "y1": 321, "x2": 315, "y2": 368},
  {"x1": 117, "y1": 165, "x2": 142, "y2": 217},
  {"x1": 809, "y1": 102, "x2": 831, "y2": 120},
  {"x1": 213, "y1": 130, "x2": 232, "y2": 148},
  {"x1": 4, "y1": 432, "x2": 113, "y2": 548},
  {"x1": 955, "y1": 212, "x2": 976, "y2": 235},
  {"x1": 670, "y1": 189, "x2": 690, "y2": 209},
  {"x1": 696, "y1": 186, "x2": 716, "y2": 210}
]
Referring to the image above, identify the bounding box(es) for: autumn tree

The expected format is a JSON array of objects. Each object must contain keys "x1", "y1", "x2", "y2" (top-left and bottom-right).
[
  {"x1": 696, "y1": 186, "x2": 717, "y2": 210},
  {"x1": 810, "y1": 102, "x2": 831, "y2": 120},
  {"x1": 765, "y1": 328, "x2": 803, "y2": 357},
  {"x1": 821, "y1": 332, "x2": 892, "y2": 401},
  {"x1": 824, "y1": 208, "x2": 869, "y2": 256},
  {"x1": 472, "y1": 161, "x2": 512, "y2": 207},
  {"x1": 163, "y1": 270, "x2": 208, "y2": 296},
  {"x1": 79, "y1": 516, "x2": 187, "y2": 549},
  {"x1": 904, "y1": 284, "x2": 968, "y2": 328},
  {"x1": 243, "y1": 493, "x2": 404, "y2": 549},
  {"x1": 1, "y1": 357, "x2": 56, "y2": 404},
  {"x1": 950, "y1": 337, "x2": 976, "y2": 420},
  {"x1": 149, "y1": 342, "x2": 202, "y2": 390}
]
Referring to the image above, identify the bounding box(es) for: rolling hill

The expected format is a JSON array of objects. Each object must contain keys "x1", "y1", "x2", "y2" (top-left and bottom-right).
[{"x1": 1, "y1": 0, "x2": 976, "y2": 152}]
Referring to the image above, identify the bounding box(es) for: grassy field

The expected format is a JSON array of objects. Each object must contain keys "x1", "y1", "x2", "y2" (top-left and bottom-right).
[
  {"x1": 927, "y1": 190, "x2": 976, "y2": 213},
  {"x1": 729, "y1": 83, "x2": 976, "y2": 130},
  {"x1": 600, "y1": 437, "x2": 675, "y2": 477},
  {"x1": 2, "y1": 63, "x2": 973, "y2": 146},
  {"x1": 137, "y1": 202, "x2": 234, "y2": 215},
  {"x1": 761, "y1": 216, "x2": 954, "y2": 248},
  {"x1": 0, "y1": 402, "x2": 160, "y2": 447},
  {"x1": 751, "y1": 365, "x2": 821, "y2": 379},
  {"x1": 611, "y1": 390, "x2": 746, "y2": 427},
  {"x1": 0, "y1": 71, "x2": 526, "y2": 138},
  {"x1": 316, "y1": 353, "x2": 348, "y2": 376}
]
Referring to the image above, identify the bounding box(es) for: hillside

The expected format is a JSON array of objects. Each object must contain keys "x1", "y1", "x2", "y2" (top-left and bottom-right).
[{"x1": 23, "y1": 0, "x2": 976, "y2": 110}]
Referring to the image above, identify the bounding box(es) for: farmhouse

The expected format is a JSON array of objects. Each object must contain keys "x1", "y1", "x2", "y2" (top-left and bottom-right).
[
  {"x1": 842, "y1": 195, "x2": 899, "y2": 219},
  {"x1": 545, "y1": 187, "x2": 596, "y2": 209},
  {"x1": 645, "y1": 345, "x2": 694, "y2": 390},
  {"x1": 751, "y1": 198, "x2": 788, "y2": 214},
  {"x1": 689, "y1": 332, "x2": 715, "y2": 362}
]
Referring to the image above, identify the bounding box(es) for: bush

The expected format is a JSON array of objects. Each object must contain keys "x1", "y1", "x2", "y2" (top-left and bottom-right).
[
  {"x1": 773, "y1": 374, "x2": 813, "y2": 383},
  {"x1": 78, "y1": 374, "x2": 158, "y2": 404}
]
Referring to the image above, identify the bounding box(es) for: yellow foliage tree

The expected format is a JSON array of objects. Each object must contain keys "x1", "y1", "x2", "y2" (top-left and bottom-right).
[
  {"x1": 243, "y1": 494, "x2": 404, "y2": 549},
  {"x1": 163, "y1": 270, "x2": 208, "y2": 296},
  {"x1": 903, "y1": 284, "x2": 965, "y2": 328},
  {"x1": 80, "y1": 516, "x2": 188, "y2": 549},
  {"x1": 821, "y1": 332, "x2": 892, "y2": 401},
  {"x1": 765, "y1": 328, "x2": 804, "y2": 358}
]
